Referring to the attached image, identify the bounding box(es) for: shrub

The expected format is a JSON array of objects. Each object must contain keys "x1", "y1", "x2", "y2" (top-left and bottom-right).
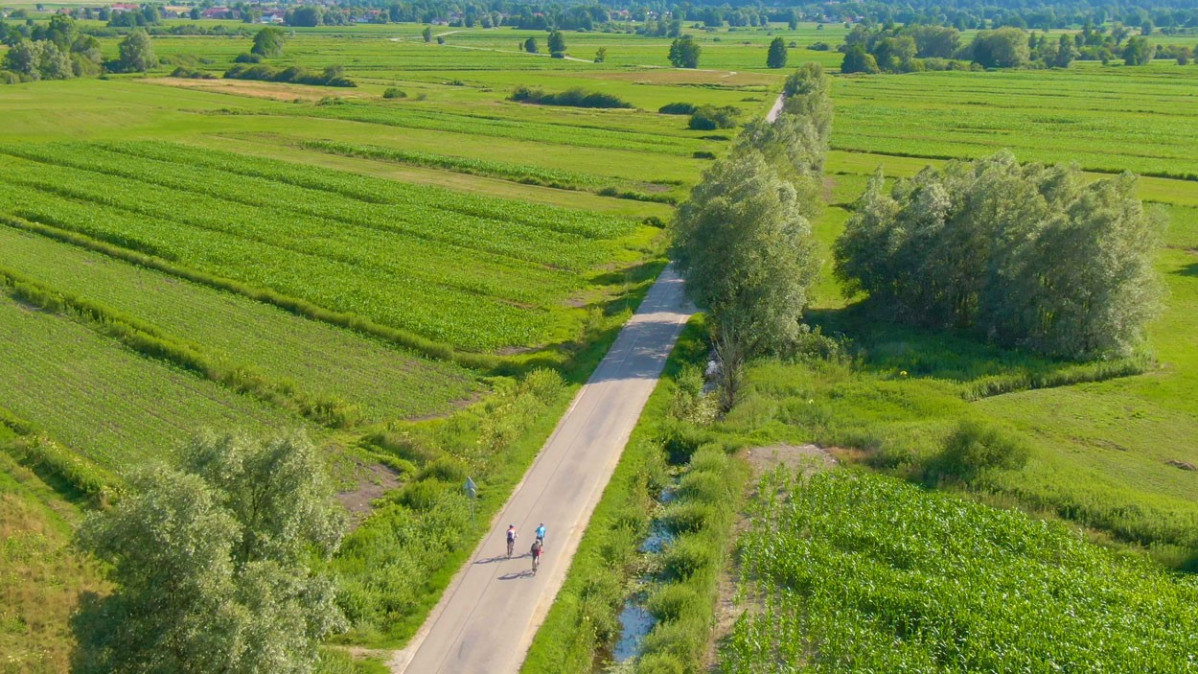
[
  {"x1": 810, "y1": 41, "x2": 831, "y2": 50},
  {"x1": 169, "y1": 66, "x2": 215, "y2": 79},
  {"x1": 929, "y1": 419, "x2": 1030, "y2": 484},
  {"x1": 233, "y1": 52, "x2": 262, "y2": 64},
  {"x1": 382, "y1": 87, "x2": 407, "y2": 99},
  {"x1": 223, "y1": 63, "x2": 356, "y2": 87},
  {"x1": 687, "y1": 105, "x2": 740, "y2": 130},
  {"x1": 692, "y1": 151, "x2": 716, "y2": 160},
  {"x1": 658, "y1": 102, "x2": 697, "y2": 115},
  {"x1": 418, "y1": 456, "x2": 468, "y2": 483},
  {"x1": 646, "y1": 583, "x2": 700, "y2": 621},
  {"x1": 508, "y1": 85, "x2": 632, "y2": 109},
  {"x1": 398, "y1": 479, "x2": 451, "y2": 511},
  {"x1": 661, "y1": 534, "x2": 716, "y2": 580}
]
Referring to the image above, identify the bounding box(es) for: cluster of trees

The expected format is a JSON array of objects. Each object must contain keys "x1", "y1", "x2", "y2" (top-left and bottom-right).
[
  {"x1": 509, "y1": 85, "x2": 631, "y2": 108},
  {"x1": 834, "y1": 154, "x2": 1163, "y2": 359},
  {"x1": 74, "y1": 433, "x2": 346, "y2": 673},
  {"x1": 673, "y1": 64, "x2": 832, "y2": 407},
  {"x1": 224, "y1": 62, "x2": 356, "y2": 87},
  {"x1": 0, "y1": 15, "x2": 157, "y2": 83},
  {"x1": 785, "y1": 0, "x2": 1198, "y2": 33},
  {"x1": 841, "y1": 21, "x2": 1194, "y2": 73},
  {"x1": 840, "y1": 22, "x2": 966, "y2": 73}
]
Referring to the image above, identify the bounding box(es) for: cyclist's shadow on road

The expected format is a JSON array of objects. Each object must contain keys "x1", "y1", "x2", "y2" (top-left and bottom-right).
[
  {"x1": 498, "y1": 569, "x2": 536, "y2": 580},
  {"x1": 474, "y1": 555, "x2": 511, "y2": 565}
]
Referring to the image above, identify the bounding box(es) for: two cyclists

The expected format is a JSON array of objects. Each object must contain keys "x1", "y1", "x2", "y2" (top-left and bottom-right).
[{"x1": 503, "y1": 522, "x2": 548, "y2": 572}]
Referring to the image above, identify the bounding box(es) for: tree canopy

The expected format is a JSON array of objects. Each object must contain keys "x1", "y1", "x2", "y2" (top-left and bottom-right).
[
  {"x1": 74, "y1": 432, "x2": 347, "y2": 674},
  {"x1": 251, "y1": 26, "x2": 286, "y2": 58},
  {"x1": 116, "y1": 29, "x2": 158, "y2": 73},
  {"x1": 547, "y1": 29, "x2": 566, "y2": 54},
  {"x1": 766, "y1": 37, "x2": 788, "y2": 68},
  {"x1": 669, "y1": 35, "x2": 701, "y2": 68},
  {"x1": 834, "y1": 153, "x2": 1164, "y2": 359}
]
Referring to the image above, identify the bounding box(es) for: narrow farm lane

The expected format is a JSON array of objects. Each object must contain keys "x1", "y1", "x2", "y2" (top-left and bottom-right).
[{"x1": 393, "y1": 265, "x2": 695, "y2": 674}]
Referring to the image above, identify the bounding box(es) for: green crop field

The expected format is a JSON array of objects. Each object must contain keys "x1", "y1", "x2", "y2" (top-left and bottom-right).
[
  {"x1": 0, "y1": 293, "x2": 298, "y2": 469},
  {"x1": 724, "y1": 469, "x2": 1198, "y2": 671},
  {"x1": 0, "y1": 227, "x2": 477, "y2": 423}
]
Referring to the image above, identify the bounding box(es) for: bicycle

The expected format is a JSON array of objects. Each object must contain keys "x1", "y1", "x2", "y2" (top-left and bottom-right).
[{"x1": 530, "y1": 539, "x2": 543, "y2": 575}]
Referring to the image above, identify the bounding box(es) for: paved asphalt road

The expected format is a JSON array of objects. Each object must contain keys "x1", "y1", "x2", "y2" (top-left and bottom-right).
[{"x1": 394, "y1": 264, "x2": 695, "y2": 674}]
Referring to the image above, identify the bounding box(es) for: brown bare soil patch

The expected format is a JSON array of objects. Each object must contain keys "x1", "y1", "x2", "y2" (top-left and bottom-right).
[
  {"x1": 706, "y1": 445, "x2": 836, "y2": 669},
  {"x1": 336, "y1": 460, "x2": 401, "y2": 529},
  {"x1": 149, "y1": 77, "x2": 371, "y2": 102}
]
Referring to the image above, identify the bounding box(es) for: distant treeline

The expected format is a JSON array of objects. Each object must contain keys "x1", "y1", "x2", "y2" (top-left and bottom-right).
[
  {"x1": 10, "y1": 0, "x2": 1198, "y2": 33},
  {"x1": 841, "y1": 21, "x2": 1194, "y2": 73}
]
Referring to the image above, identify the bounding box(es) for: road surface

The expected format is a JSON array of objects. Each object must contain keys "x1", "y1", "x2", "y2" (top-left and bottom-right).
[{"x1": 393, "y1": 265, "x2": 695, "y2": 673}]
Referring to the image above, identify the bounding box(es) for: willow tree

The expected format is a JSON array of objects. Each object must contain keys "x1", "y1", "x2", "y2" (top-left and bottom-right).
[
  {"x1": 834, "y1": 152, "x2": 1164, "y2": 359},
  {"x1": 672, "y1": 151, "x2": 819, "y2": 407},
  {"x1": 74, "y1": 433, "x2": 346, "y2": 674}
]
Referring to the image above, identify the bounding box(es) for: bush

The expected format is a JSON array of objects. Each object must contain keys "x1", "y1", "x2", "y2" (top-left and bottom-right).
[
  {"x1": 233, "y1": 52, "x2": 262, "y2": 64},
  {"x1": 169, "y1": 66, "x2": 214, "y2": 79},
  {"x1": 692, "y1": 151, "x2": 716, "y2": 160},
  {"x1": 223, "y1": 63, "x2": 356, "y2": 87},
  {"x1": 658, "y1": 102, "x2": 697, "y2": 115},
  {"x1": 687, "y1": 105, "x2": 740, "y2": 130},
  {"x1": 661, "y1": 534, "x2": 716, "y2": 580},
  {"x1": 382, "y1": 87, "x2": 407, "y2": 99},
  {"x1": 398, "y1": 478, "x2": 452, "y2": 511},
  {"x1": 810, "y1": 41, "x2": 831, "y2": 51},
  {"x1": 508, "y1": 85, "x2": 633, "y2": 109},
  {"x1": 929, "y1": 419, "x2": 1030, "y2": 484},
  {"x1": 418, "y1": 456, "x2": 468, "y2": 483},
  {"x1": 646, "y1": 583, "x2": 700, "y2": 621},
  {"x1": 550, "y1": 51, "x2": 565, "y2": 59}
]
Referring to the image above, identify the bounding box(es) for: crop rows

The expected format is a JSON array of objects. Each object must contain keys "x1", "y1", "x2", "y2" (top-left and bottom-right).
[
  {"x1": 0, "y1": 227, "x2": 477, "y2": 422},
  {"x1": 833, "y1": 69, "x2": 1198, "y2": 179},
  {"x1": 723, "y1": 470, "x2": 1198, "y2": 672},
  {"x1": 268, "y1": 101, "x2": 711, "y2": 156},
  {"x1": 0, "y1": 143, "x2": 625, "y2": 269},
  {"x1": 0, "y1": 144, "x2": 648, "y2": 350},
  {"x1": 294, "y1": 138, "x2": 611, "y2": 189},
  {"x1": 0, "y1": 294, "x2": 294, "y2": 470}
]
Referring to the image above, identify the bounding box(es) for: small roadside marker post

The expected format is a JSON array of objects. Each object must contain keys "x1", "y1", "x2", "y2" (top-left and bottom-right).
[{"x1": 464, "y1": 477, "x2": 477, "y2": 526}]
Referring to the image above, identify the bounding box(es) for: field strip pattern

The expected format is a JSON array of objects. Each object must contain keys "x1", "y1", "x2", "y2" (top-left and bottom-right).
[
  {"x1": 0, "y1": 227, "x2": 477, "y2": 421},
  {"x1": 0, "y1": 294, "x2": 296, "y2": 469},
  {"x1": 0, "y1": 143, "x2": 649, "y2": 351}
]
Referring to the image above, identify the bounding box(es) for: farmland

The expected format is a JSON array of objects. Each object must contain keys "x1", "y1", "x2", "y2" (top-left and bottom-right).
[
  {"x1": 3, "y1": 11, "x2": 1198, "y2": 672},
  {"x1": 0, "y1": 19, "x2": 798, "y2": 668},
  {"x1": 723, "y1": 469, "x2": 1198, "y2": 671}
]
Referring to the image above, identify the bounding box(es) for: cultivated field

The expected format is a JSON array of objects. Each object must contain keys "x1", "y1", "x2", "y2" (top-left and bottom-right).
[{"x1": 724, "y1": 469, "x2": 1198, "y2": 671}]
